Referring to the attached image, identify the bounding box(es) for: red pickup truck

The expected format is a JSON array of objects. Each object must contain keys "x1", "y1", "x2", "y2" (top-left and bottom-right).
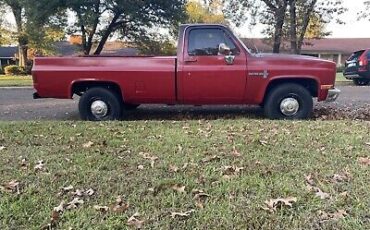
[{"x1": 32, "y1": 24, "x2": 340, "y2": 121}]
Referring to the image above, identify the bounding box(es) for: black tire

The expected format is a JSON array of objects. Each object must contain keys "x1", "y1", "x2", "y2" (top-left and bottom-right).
[
  {"x1": 264, "y1": 83, "x2": 313, "y2": 120},
  {"x1": 79, "y1": 88, "x2": 122, "y2": 121},
  {"x1": 353, "y1": 78, "x2": 370, "y2": 86},
  {"x1": 124, "y1": 103, "x2": 140, "y2": 110}
]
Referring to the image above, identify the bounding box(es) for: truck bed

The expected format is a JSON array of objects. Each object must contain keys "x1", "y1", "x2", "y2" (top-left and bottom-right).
[{"x1": 32, "y1": 56, "x2": 177, "y2": 104}]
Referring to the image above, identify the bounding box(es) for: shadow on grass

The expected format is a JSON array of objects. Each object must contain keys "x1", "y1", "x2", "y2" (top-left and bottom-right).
[{"x1": 122, "y1": 105, "x2": 264, "y2": 121}]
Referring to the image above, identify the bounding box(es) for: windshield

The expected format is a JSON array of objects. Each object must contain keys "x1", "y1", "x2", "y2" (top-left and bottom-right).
[{"x1": 348, "y1": 50, "x2": 365, "y2": 61}]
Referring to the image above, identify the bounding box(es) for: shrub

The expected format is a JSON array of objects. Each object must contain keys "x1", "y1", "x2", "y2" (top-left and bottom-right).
[{"x1": 4, "y1": 65, "x2": 26, "y2": 76}]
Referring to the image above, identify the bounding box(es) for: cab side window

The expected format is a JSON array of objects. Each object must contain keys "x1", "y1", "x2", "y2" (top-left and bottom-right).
[{"x1": 188, "y1": 28, "x2": 239, "y2": 56}]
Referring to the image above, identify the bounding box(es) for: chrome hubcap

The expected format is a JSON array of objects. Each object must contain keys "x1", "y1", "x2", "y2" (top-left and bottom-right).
[
  {"x1": 91, "y1": 100, "x2": 108, "y2": 118},
  {"x1": 280, "y1": 98, "x2": 300, "y2": 116}
]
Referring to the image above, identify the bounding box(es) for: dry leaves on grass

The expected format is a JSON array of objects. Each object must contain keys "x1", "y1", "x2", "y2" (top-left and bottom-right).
[
  {"x1": 172, "y1": 184, "x2": 186, "y2": 194},
  {"x1": 192, "y1": 189, "x2": 210, "y2": 209},
  {"x1": 358, "y1": 157, "x2": 370, "y2": 166},
  {"x1": 168, "y1": 165, "x2": 179, "y2": 173},
  {"x1": 202, "y1": 155, "x2": 221, "y2": 163},
  {"x1": 230, "y1": 147, "x2": 242, "y2": 157},
  {"x1": 222, "y1": 165, "x2": 244, "y2": 179},
  {"x1": 127, "y1": 212, "x2": 144, "y2": 229},
  {"x1": 305, "y1": 174, "x2": 331, "y2": 200},
  {"x1": 139, "y1": 152, "x2": 159, "y2": 168},
  {"x1": 93, "y1": 196, "x2": 130, "y2": 214},
  {"x1": 262, "y1": 197, "x2": 297, "y2": 213},
  {"x1": 318, "y1": 209, "x2": 348, "y2": 222},
  {"x1": 0, "y1": 180, "x2": 20, "y2": 194},
  {"x1": 170, "y1": 209, "x2": 195, "y2": 219},
  {"x1": 34, "y1": 160, "x2": 46, "y2": 172},
  {"x1": 82, "y1": 141, "x2": 94, "y2": 148},
  {"x1": 66, "y1": 197, "x2": 84, "y2": 210},
  {"x1": 0, "y1": 146, "x2": 5, "y2": 151}
]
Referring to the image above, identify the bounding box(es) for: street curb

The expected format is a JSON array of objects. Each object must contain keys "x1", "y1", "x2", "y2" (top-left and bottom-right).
[{"x1": 0, "y1": 87, "x2": 33, "y2": 90}]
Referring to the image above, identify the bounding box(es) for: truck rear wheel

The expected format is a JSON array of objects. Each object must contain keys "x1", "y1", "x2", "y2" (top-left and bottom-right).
[
  {"x1": 79, "y1": 88, "x2": 122, "y2": 121},
  {"x1": 264, "y1": 83, "x2": 313, "y2": 120},
  {"x1": 353, "y1": 78, "x2": 370, "y2": 86}
]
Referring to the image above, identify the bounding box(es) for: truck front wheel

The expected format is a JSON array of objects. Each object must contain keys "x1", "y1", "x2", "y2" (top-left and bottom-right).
[
  {"x1": 79, "y1": 88, "x2": 122, "y2": 121},
  {"x1": 264, "y1": 83, "x2": 313, "y2": 120}
]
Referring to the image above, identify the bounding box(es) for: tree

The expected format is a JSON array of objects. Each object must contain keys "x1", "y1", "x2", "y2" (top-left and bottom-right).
[
  {"x1": 226, "y1": 0, "x2": 346, "y2": 54},
  {"x1": 67, "y1": 0, "x2": 187, "y2": 55},
  {"x1": 186, "y1": 0, "x2": 226, "y2": 24},
  {"x1": 0, "y1": 0, "x2": 66, "y2": 67},
  {"x1": 358, "y1": 1, "x2": 370, "y2": 21}
]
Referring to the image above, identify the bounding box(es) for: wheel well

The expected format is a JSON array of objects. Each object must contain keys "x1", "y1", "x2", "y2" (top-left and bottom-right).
[
  {"x1": 264, "y1": 78, "x2": 318, "y2": 102},
  {"x1": 72, "y1": 81, "x2": 123, "y2": 99}
]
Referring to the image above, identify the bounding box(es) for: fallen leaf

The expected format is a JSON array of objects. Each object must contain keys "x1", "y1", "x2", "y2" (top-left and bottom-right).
[
  {"x1": 172, "y1": 184, "x2": 186, "y2": 194},
  {"x1": 72, "y1": 189, "x2": 84, "y2": 197},
  {"x1": 0, "y1": 146, "x2": 5, "y2": 151},
  {"x1": 202, "y1": 155, "x2": 220, "y2": 163},
  {"x1": 66, "y1": 197, "x2": 84, "y2": 210},
  {"x1": 192, "y1": 189, "x2": 210, "y2": 209},
  {"x1": 339, "y1": 191, "x2": 349, "y2": 197},
  {"x1": 53, "y1": 201, "x2": 65, "y2": 213},
  {"x1": 332, "y1": 173, "x2": 350, "y2": 183},
  {"x1": 0, "y1": 180, "x2": 20, "y2": 194},
  {"x1": 222, "y1": 165, "x2": 244, "y2": 177},
  {"x1": 259, "y1": 140, "x2": 268, "y2": 146},
  {"x1": 263, "y1": 197, "x2": 297, "y2": 212},
  {"x1": 83, "y1": 141, "x2": 94, "y2": 148},
  {"x1": 85, "y1": 188, "x2": 95, "y2": 196},
  {"x1": 230, "y1": 147, "x2": 241, "y2": 157},
  {"x1": 20, "y1": 158, "x2": 28, "y2": 169},
  {"x1": 94, "y1": 205, "x2": 109, "y2": 213},
  {"x1": 304, "y1": 174, "x2": 315, "y2": 186},
  {"x1": 169, "y1": 165, "x2": 179, "y2": 173},
  {"x1": 170, "y1": 209, "x2": 195, "y2": 218},
  {"x1": 127, "y1": 212, "x2": 144, "y2": 229},
  {"x1": 112, "y1": 196, "x2": 130, "y2": 213},
  {"x1": 314, "y1": 188, "x2": 330, "y2": 200},
  {"x1": 139, "y1": 152, "x2": 159, "y2": 168},
  {"x1": 318, "y1": 209, "x2": 348, "y2": 222},
  {"x1": 358, "y1": 157, "x2": 370, "y2": 166},
  {"x1": 34, "y1": 160, "x2": 45, "y2": 171},
  {"x1": 137, "y1": 165, "x2": 144, "y2": 170}
]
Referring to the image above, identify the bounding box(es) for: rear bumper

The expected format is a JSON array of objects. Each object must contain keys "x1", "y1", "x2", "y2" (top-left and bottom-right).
[{"x1": 325, "y1": 88, "x2": 340, "y2": 102}]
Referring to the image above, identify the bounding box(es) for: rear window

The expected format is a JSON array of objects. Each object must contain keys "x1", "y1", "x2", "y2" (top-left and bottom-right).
[{"x1": 348, "y1": 50, "x2": 365, "y2": 61}]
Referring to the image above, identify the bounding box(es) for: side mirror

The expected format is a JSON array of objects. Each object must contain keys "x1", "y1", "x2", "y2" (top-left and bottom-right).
[
  {"x1": 219, "y1": 43, "x2": 235, "y2": 65},
  {"x1": 218, "y1": 43, "x2": 231, "y2": 56}
]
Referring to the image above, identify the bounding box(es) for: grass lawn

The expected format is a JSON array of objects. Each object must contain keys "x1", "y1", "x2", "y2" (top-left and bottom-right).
[
  {"x1": 0, "y1": 120, "x2": 369, "y2": 229},
  {"x1": 0, "y1": 75, "x2": 33, "y2": 87},
  {"x1": 336, "y1": 73, "x2": 350, "y2": 82}
]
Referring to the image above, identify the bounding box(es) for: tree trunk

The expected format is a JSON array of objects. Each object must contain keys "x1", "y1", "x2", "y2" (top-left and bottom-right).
[
  {"x1": 289, "y1": 0, "x2": 298, "y2": 54},
  {"x1": 272, "y1": 6, "x2": 287, "y2": 53},
  {"x1": 297, "y1": 0, "x2": 317, "y2": 53},
  {"x1": 93, "y1": 14, "x2": 120, "y2": 55},
  {"x1": 9, "y1": 3, "x2": 28, "y2": 67}
]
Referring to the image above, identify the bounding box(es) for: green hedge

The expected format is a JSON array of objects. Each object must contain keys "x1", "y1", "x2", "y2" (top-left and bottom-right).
[{"x1": 4, "y1": 65, "x2": 26, "y2": 76}]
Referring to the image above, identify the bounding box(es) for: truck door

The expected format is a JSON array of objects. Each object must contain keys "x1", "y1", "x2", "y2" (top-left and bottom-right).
[{"x1": 179, "y1": 27, "x2": 247, "y2": 104}]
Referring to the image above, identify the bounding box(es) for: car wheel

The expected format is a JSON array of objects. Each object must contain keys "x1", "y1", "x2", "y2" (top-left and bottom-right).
[
  {"x1": 124, "y1": 103, "x2": 140, "y2": 110},
  {"x1": 353, "y1": 78, "x2": 370, "y2": 86},
  {"x1": 264, "y1": 83, "x2": 313, "y2": 120},
  {"x1": 79, "y1": 88, "x2": 122, "y2": 121}
]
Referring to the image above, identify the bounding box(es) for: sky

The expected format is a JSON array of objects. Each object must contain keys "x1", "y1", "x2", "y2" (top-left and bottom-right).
[
  {"x1": 235, "y1": 0, "x2": 370, "y2": 38},
  {"x1": 4, "y1": 0, "x2": 370, "y2": 39}
]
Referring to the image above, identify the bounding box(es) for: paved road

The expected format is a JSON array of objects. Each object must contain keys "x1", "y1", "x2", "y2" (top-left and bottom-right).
[{"x1": 0, "y1": 86, "x2": 369, "y2": 121}]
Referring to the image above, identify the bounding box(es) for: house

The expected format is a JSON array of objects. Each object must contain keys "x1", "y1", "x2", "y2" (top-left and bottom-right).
[
  {"x1": 0, "y1": 46, "x2": 17, "y2": 68},
  {"x1": 243, "y1": 38, "x2": 370, "y2": 67}
]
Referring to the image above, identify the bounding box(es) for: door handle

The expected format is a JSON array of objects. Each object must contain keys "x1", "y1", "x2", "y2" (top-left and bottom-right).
[{"x1": 184, "y1": 57, "x2": 198, "y2": 63}]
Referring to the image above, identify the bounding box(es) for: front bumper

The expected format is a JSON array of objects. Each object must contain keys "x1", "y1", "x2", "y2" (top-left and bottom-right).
[{"x1": 325, "y1": 88, "x2": 340, "y2": 102}]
